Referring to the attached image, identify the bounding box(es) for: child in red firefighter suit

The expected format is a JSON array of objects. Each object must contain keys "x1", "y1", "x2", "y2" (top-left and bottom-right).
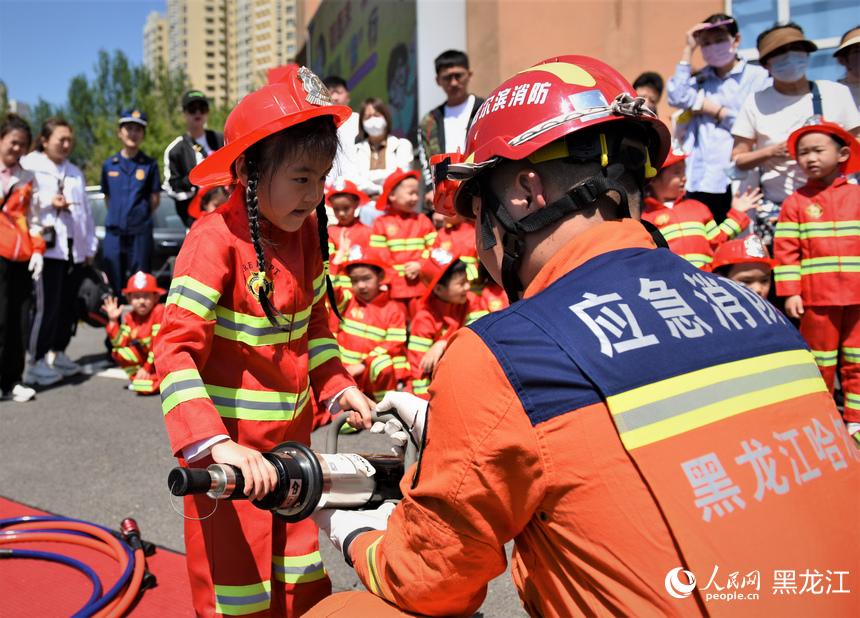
[
  {"x1": 326, "y1": 179, "x2": 372, "y2": 291},
  {"x1": 427, "y1": 212, "x2": 479, "y2": 282},
  {"x1": 102, "y1": 271, "x2": 164, "y2": 394},
  {"x1": 330, "y1": 245, "x2": 407, "y2": 401},
  {"x1": 407, "y1": 249, "x2": 481, "y2": 399},
  {"x1": 774, "y1": 120, "x2": 860, "y2": 438},
  {"x1": 370, "y1": 169, "x2": 436, "y2": 319},
  {"x1": 153, "y1": 66, "x2": 374, "y2": 618},
  {"x1": 642, "y1": 147, "x2": 759, "y2": 269}
]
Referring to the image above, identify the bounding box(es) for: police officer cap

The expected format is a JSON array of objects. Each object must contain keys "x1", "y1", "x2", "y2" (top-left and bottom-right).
[{"x1": 118, "y1": 109, "x2": 147, "y2": 127}]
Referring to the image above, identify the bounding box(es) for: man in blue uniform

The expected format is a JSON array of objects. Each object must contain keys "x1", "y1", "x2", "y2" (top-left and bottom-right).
[{"x1": 100, "y1": 109, "x2": 162, "y2": 295}]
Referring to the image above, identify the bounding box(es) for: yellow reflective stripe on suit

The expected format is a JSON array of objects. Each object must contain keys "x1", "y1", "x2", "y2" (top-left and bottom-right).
[
  {"x1": 214, "y1": 580, "x2": 271, "y2": 616},
  {"x1": 167, "y1": 275, "x2": 221, "y2": 320},
  {"x1": 272, "y1": 551, "x2": 327, "y2": 584},
  {"x1": 214, "y1": 305, "x2": 310, "y2": 346},
  {"x1": 608, "y1": 350, "x2": 826, "y2": 450}
]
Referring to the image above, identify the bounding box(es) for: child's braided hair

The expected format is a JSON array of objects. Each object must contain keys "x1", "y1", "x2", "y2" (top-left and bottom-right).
[{"x1": 240, "y1": 115, "x2": 340, "y2": 330}]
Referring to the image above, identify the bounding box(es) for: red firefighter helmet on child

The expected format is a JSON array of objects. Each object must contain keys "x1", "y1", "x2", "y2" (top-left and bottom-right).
[
  {"x1": 123, "y1": 271, "x2": 166, "y2": 296},
  {"x1": 431, "y1": 55, "x2": 671, "y2": 217},
  {"x1": 710, "y1": 235, "x2": 779, "y2": 271},
  {"x1": 787, "y1": 119, "x2": 860, "y2": 175},
  {"x1": 419, "y1": 248, "x2": 462, "y2": 305},
  {"x1": 326, "y1": 179, "x2": 370, "y2": 207},
  {"x1": 190, "y1": 65, "x2": 353, "y2": 187}
]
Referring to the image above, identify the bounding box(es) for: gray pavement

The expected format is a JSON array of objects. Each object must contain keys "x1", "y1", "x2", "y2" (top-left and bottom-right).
[{"x1": 0, "y1": 322, "x2": 526, "y2": 617}]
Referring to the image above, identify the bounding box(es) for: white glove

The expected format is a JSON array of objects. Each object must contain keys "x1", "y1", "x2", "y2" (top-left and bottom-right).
[
  {"x1": 310, "y1": 501, "x2": 397, "y2": 558},
  {"x1": 28, "y1": 253, "x2": 43, "y2": 280},
  {"x1": 373, "y1": 391, "x2": 428, "y2": 456}
]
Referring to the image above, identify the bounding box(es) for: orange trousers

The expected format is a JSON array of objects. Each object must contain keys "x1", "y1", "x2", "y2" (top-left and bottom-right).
[
  {"x1": 303, "y1": 591, "x2": 425, "y2": 617},
  {"x1": 799, "y1": 304, "x2": 860, "y2": 423}
]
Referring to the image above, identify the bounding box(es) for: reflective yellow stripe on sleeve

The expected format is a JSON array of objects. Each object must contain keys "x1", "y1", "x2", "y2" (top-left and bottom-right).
[
  {"x1": 309, "y1": 337, "x2": 341, "y2": 371},
  {"x1": 214, "y1": 581, "x2": 271, "y2": 616},
  {"x1": 160, "y1": 368, "x2": 208, "y2": 415},
  {"x1": 608, "y1": 350, "x2": 826, "y2": 450},
  {"x1": 364, "y1": 536, "x2": 392, "y2": 601},
  {"x1": 167, "y1": 275, "x2": 220, "y2": 320}
]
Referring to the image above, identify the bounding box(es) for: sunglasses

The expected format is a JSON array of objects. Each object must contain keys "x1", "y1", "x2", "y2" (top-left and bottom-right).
[
  {"x1": 186, "y1": 103, "x2": 209, "y2": 114},
  {"x1": 439, "y1": 71, "x2": 468, "y2": 83}
]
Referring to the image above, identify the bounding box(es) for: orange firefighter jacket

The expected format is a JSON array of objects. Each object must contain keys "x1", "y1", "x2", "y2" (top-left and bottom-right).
[
  {"x1": 773, "y1": 176, "x2": 860, "y2": 306},
  {"x1": 370, "y1": 211, "x2": 436, "y2": 300},
  {"x1": 331, "y1": 288, "x2": 408, "y2": 385},
  {"x1": 348, "y1": 219, "x2": 858, "y2": 618},
  {"x1": 642, "y1": 194, "x2": 749, "y2": 268},
  {"x1": 0, "y1": 171, "x2": 44, "y2": 262},
  {"x1": 155, "y1": 189, "x2": 355, "y2": 456}
]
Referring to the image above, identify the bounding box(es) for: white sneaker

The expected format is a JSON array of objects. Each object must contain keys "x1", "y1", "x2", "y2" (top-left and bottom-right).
[
  {"x1": 50, "y1": 351, "x2": 81, "y2": 377},
  {"x1": 8, "y1": 384, "x2": 36, "y2": 402},
  {"x1": 25, "y1": 358, "x2": 63, "y2": 386}
]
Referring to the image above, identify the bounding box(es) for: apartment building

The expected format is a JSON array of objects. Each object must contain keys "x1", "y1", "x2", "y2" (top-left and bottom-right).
[{"x1": 143, "y1": 11, "x2": 170, "y2": 72}]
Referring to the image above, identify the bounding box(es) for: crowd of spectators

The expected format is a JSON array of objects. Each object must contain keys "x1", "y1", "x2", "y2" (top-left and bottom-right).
[{"x1": 2, "y1": 17, "x2": 859, "y2": 418}]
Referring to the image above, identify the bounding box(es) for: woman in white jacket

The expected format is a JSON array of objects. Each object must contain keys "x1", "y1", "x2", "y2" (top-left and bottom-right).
[
  {"x1": 21, "y1": 117, "x2": 97, "y2": 385},
  {"x1": 353, "y1": 97, "x2": 414, "y2": 208}
]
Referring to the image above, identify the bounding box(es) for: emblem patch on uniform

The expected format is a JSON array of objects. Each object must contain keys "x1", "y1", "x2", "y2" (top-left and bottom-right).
[
  {"x1": 806, "y1": 203, "x2": 823, "y2": 218},
  {"x1": 655, "y1": 213, "x2": 670, "y2": 226},
  {"x1": 489, "y1": 299, "x2": 503, "y2": 311},
  {"x1": 246, "y1": 271, "x2": 273, "y2": 300},
  {"x1": 385, "y1": 224, "x2": 399, "y2": 237},
  {"x1": 743, "y1": 234, "x2": 768, "y2": 258},
  {"x1": 133, "y1": 271, "x2": 148, "y2": 290},
  {"x1": 350, "y1": 307, "x2": 365, "y2": 320},
  {"x1": 108, "y1": 171, "x2": 120, "y2": 177},
  {"x1": 135, "y1": 169, "x2": 145, "y2": 181},
  {"x1": 298, "y1": 67, "x2": 332, "y2": 106},
  {"x1": 441, "y1": 240, "x2": 452, "y2": 251}
]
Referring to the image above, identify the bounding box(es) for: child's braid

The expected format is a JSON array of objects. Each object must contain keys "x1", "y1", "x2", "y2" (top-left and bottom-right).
[{"x1": 245, "y1": 158, "x2": 291, "y2": 332}]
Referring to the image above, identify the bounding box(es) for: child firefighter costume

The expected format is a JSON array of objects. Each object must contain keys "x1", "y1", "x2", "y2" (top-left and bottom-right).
[{"x1": 154, "y1": 67, "x2": 359, "y2": 617}]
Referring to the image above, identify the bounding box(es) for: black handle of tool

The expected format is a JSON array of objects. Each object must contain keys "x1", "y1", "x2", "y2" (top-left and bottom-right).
[{"x1": 168, "y1": 465, "x2": 246, "y2": 498}]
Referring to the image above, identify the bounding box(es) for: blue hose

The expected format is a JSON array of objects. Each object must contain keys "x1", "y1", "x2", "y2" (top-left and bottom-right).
[
  {"x1": 0, "y1": 516, "x2": 136, "y2": 618},
  {"x1": 1, "y1": 548, "x2": 102, "y2": 615}
]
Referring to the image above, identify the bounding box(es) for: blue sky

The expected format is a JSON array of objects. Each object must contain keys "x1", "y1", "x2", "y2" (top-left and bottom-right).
[{"x1": 0, "y1": 0, "x2": 164, "y2": 109}]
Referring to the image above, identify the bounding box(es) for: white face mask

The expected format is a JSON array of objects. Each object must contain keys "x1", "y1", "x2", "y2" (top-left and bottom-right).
[
  {"x1": 363, "y1": 116, "x2": 388, "y2": 138},
  {"x1": 768, "y1": 50, "x2": 810, "y2": 83},
  {"x1": 702, "y1": 40, "x2": 737, "y2": 68}
]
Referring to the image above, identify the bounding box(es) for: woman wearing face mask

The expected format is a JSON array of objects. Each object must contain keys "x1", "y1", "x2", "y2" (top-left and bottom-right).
[
  {"x1": 667, "y1": 14, "x2": 771, "y2": 223},
  {"x1": 354, "y1": 97, "x2": 414, "y2": 211},
  {"x1": 20, "y1": 118, "x2": 97, "y2": 386},
  {"x1": 731, "y1": 23, "x2": 860, "y2": 247}
]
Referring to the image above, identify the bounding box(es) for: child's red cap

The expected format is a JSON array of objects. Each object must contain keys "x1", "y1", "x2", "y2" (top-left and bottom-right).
[
  {"x1": 661, "y1": 146, "x2": 688, "y2": 169},
  {"x1": 375, "y1": 169, "x2": 421, "y2": 211},
  {"x1": 342, "y1": 244, "x2": 391, "y2": 282},
  {"x1": 710, "y1": 235, "x2": 778, "y2": 271},
  {"x1": 123, "y1": 271, "x2": 166, "y2": 296},
  {"x1": 190, "y1": 65, "x2": 352, "y2": 187},
  {"x1": 787, "y1": 119, "x2": 860, "y2": 175},
  {"x1": 326, "y1": 179, "x2": 369, "y2": 207},
  {"x1": 419, "y1": 248, "x2": 461, "y2": 305}
]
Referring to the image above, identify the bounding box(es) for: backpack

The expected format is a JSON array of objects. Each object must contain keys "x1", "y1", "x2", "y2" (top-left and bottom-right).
[{"x1": 77, "y1": 266, "x2": 112, "y2": 327}]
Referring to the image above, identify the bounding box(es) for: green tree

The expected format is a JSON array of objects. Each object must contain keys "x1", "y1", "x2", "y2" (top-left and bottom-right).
[{"x1": 0, "y1": 80, "x2": 9, "y2": 121}]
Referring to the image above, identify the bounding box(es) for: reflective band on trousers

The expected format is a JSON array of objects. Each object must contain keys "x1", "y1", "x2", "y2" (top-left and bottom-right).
[
  {"x1": 608, "y1": 350, "x2": 827, "y2": 450},
  {"x1": 214, "y1": 580, "x2": 271, "y2": 616},
  {"x1": 273, "y1": 551, "x2": 327, "y2": 584}
]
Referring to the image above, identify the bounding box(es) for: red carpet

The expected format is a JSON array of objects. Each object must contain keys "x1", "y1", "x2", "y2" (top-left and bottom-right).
[{"x1": 0, "y1": 496, "x2": 194, "y2": 616}]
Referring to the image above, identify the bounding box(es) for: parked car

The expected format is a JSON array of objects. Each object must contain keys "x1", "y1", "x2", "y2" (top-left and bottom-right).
[{"x1": 86, "y1": 187, "x2": 187, "y2": 291}]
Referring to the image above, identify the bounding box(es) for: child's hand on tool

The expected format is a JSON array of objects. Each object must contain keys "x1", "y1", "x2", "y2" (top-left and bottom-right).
[
  {"x1": 210, "y1": 439, "x2": 277, "y2": 501},
  {"x1": 338, "y1": 386, "x2": 375, "y2": 430}
]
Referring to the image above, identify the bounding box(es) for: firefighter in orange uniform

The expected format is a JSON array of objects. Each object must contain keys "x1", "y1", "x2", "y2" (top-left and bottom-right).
[{"x1": 306, "y1": 57, "x2": 859, "y2": 617}]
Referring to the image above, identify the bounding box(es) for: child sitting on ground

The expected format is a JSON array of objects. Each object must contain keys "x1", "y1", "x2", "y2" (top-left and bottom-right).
[
  {"x1": 327, "y1": 180, "x2": 372, "y2": 290},
  {"x1": 102, "y1": 271, "x2": 165, "y2": 394},
  {"x1": 370, "y1": 169, "x2": 436, "y2": 319},
  {"x1": 331, "y1": 245, "x2": 408, "y2": 401},
  {"x1": 407, "y1": 249, "x2": 480, "y2": 399},
  {"x1": 774, "y1": 120, "x2": 860, "y2": 440},
  {"x1": 642, "y1": 147, "x2": 760, "y2": 269},
  {"x1": 709, "y1": 234, "x2": 778, "y2": 299}
]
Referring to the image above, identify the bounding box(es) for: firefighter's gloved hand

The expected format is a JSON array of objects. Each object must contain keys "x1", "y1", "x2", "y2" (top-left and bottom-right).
[
  {"x1": 374, "y1": 392, "x2": 428, "y2": 456},
  {"x1": 28, "y1": 253, "x2": 43, "y2": 280},
  {"x1": 310, "y1": 502, "x2": 397, "y2": 563}
]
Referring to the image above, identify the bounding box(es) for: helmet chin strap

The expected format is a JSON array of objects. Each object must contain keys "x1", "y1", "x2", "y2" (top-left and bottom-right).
[{"x1": 480, "y1": 163, "x2": 630, "y2": 304}]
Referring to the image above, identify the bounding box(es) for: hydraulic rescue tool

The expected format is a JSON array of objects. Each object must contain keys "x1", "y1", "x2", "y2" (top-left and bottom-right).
[{"x1": 168, "y1": 412, "x2": 415, "y2": 522}]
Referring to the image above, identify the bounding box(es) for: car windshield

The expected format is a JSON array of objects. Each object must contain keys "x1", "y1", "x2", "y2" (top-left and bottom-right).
[{"x1": 86, "y1": 191, "x2": 185, "y2": 230}]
